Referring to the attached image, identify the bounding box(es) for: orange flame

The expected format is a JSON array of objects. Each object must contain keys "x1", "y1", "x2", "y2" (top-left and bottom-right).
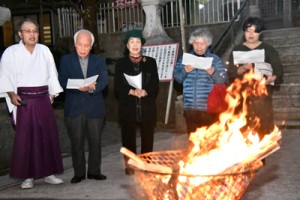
[
  {"x1": 179, "y1": 69, "x2": 281, "y2": 176},
  {"x1": 132, "y1": 70, "x2": 282, "y2": 200}
]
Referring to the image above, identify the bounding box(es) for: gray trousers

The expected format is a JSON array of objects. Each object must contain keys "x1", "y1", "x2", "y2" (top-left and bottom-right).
[{"x1": 65, "y1": 114, "x2": 104, "y2": 177}]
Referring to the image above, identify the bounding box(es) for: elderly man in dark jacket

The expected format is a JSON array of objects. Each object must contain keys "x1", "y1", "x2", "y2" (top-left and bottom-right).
[{"x1": 59, "y1": 29, "x2": 108, "y2": 183}]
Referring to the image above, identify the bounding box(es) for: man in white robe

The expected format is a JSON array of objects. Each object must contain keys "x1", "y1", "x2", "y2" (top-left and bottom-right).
[{"x1": 0, "y1": 18, "x2": 64, "y2": 189}]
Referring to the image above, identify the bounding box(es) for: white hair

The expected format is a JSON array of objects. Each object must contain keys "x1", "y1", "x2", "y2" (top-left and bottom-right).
[
  {"x1": 188, "y1": 28, "x2": 213, "y2": 46},
  {"x1": 74, "y1": 29, "x2": 95, "y2": 45}
]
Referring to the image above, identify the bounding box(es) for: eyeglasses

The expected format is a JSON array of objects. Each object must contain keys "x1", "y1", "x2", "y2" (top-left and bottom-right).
[{"x1": 21, "y1": 30, "x2": 39, "y2": 34}]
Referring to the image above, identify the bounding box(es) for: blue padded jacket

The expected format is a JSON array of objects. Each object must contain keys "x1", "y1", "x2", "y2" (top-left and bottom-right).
[{"x1": 173, "y1": 49, "x2": 227, "y2": 111}]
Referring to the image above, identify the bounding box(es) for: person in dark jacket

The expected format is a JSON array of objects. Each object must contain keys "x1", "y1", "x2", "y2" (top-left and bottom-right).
[
  {"x1": 227, "y1": 17, "x2": 283, "y2": 140},
  {"x1": 59, "y1": 29, "x2": 108, "y2": 183},
  {"x1": 114, "y1": 29, "x2": 159, "y2": 175},
  {"x1": 173, "y1": 28, "x2": 227, "y2": 136}
]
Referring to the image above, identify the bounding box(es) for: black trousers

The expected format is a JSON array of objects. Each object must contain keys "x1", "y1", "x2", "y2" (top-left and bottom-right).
[
  {"x1": 120, "y1": 121, "x2": 155, "y2": 155},
  {"x1": 244, "y1": 94, "x2": 275, "y2": 140},
  {"x1": 65, "y1": 114, "x2": 104, "y2": 177},
  {"x1": 184, "y1": 109, "x2": 218, "y2": 136},
  {"x1": 236, "y1": 82, "x2": 275, "y2": 140}
]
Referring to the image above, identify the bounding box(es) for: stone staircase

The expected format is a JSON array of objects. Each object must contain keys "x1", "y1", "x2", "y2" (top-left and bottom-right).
[{"x1": 262, "y1": 27, "x2": 300, "y2": 128}]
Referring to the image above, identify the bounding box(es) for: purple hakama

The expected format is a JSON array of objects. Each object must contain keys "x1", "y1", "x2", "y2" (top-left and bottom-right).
[{"x1": 10, "y1": 86, "x2": 64, "y2": 179}]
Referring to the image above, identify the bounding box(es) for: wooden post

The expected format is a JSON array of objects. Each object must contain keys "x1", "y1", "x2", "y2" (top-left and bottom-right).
[{"x1": 165, "y1": 80, "x2": 173, "y2": 124}]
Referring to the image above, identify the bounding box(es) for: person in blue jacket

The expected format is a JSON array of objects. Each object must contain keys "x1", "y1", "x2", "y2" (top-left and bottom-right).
[
  {"x1": 173, "y1": 28, "x2": 227, "y2": 136},
  {"x1": 59, "y1": 29, "x2": 108, "y2": 183}
]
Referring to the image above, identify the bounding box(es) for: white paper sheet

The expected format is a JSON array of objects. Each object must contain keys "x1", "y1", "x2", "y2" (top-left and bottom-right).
[
  {"x1": 66, "y1": 75, "x2": 99, "y2": 89},
  {"x1": 254, "y1": 62, "x2": 274, "y2": 85},
  {"x1": 124, "y1": 72, "x2": 142, "y2": 89},
  {"x1": 233, "y1": 49, "x2": 265, "y2": 64},
  {"x1": 182, "y1": 53, "x2": 213, "y2": 69}
]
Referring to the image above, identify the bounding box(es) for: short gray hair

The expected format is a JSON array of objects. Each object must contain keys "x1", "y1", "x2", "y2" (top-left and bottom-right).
[
  {"x1": 188, "y1": 28, "x2": 213, "y2": 46},
  {"x1": 74, "y1": 29, "x2": 95, "y2": 45},
  {"x1": 18, "y1": 18, "x2": 39, "y2": 32}
]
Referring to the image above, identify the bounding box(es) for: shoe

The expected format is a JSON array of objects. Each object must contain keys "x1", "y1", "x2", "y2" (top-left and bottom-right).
[
  {"x1": 87, "y1": 174, "x2": 107, "y2": 180},
  {"x1": 44, "y1": 175, "x2": 64, "y2": 185},
  {"x1": 21, "y1": 178, "x2": 33, "y2": 189},
  {"x1": 125, "y1": 167, "x2": 135, "y2": 176},
  {"x1": 71, "y1": 176, "x2": 85, "y2": 183}
]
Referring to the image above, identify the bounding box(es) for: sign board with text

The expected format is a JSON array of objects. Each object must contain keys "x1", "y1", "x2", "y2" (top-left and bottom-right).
[
  {"x1": 142, "y1": 43, "x2": 179, "y2": 82},
  {"x1": 114, "y1": 0, "x2": 138, "y2": 9}
]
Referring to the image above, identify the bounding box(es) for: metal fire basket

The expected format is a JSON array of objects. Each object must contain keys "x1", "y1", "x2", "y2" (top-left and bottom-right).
[{"x1": 132, "y1": 150, "x2": 261, "y2": 200}]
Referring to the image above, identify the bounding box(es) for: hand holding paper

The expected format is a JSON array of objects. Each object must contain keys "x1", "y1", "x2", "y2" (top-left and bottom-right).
[
  {"x1": 79, "y1": 82, "x2": 96, "y2": 92},
  {"x1": 66, "y1": 75, "x2": 99, "y2": 89},
  {"x1": 182, "y1": 53, "x2": 213, "y2": 69},
  {"x1": 233, "y1": 49, "x2": 265, "y2": 64},
  {"x1": 124, "y1": 72, "x2": 142, "y2": 89}
]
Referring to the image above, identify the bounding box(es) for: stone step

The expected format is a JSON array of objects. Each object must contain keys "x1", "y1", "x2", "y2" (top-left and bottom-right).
[
  {"x1": 275, "y1": 120, "x2": 300, "y2": 128},
  {"x1": 277, "y1": 45, "x2": 300, "y2": 57},
  {"x1": 273, "y1": 107, "x2": 300, "y2": 120},
  {"x1": 272, "y1": 94, "x2": 300, "y2": 107},
  {"x1": 262, "y1": 28, "x2": 300, "y2": 65},
  {"x1": 273, "y1": 83, "x2": 300, "y2": 95},
  {"x1": 283, "y1": 62, "x2": 300, "y2": 73},
  {"x1": 281, "y1": 72, "x2": 300, "y2": 84},
  {"x1": 280, "y1": 53, "x2": 300, "y2": 64},
  {"x1": 264, "y1": 51, "x2": 300, "y2": 65},
  {"x1": 263, "y1": 27, "x2": 300, "y2": 38},
  {"x1": 266, "y1": 37, "x2": 300, "y2": 48}
]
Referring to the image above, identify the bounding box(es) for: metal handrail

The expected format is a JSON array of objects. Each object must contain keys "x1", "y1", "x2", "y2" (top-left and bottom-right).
[{"x1": 211, "y1": 0, "x2": 250, "y2": 53}]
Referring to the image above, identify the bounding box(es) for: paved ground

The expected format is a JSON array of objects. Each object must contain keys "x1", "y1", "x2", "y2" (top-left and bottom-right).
[{"x1": 0, "y1": 123, "x2": 299, "y2": 200}]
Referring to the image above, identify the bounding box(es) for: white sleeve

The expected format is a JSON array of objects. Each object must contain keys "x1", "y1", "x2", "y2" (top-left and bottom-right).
[
  {"x1": 45, "y1": 47, "x2": 63, "y2": 96},
  {"x1": 0, "y1": 48, "x2": 17, "y2": 113}
]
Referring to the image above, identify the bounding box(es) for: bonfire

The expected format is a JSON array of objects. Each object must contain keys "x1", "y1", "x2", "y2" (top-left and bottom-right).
[{"x1": 121, "y1": 69, "x2": 282, "y2": 200}]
